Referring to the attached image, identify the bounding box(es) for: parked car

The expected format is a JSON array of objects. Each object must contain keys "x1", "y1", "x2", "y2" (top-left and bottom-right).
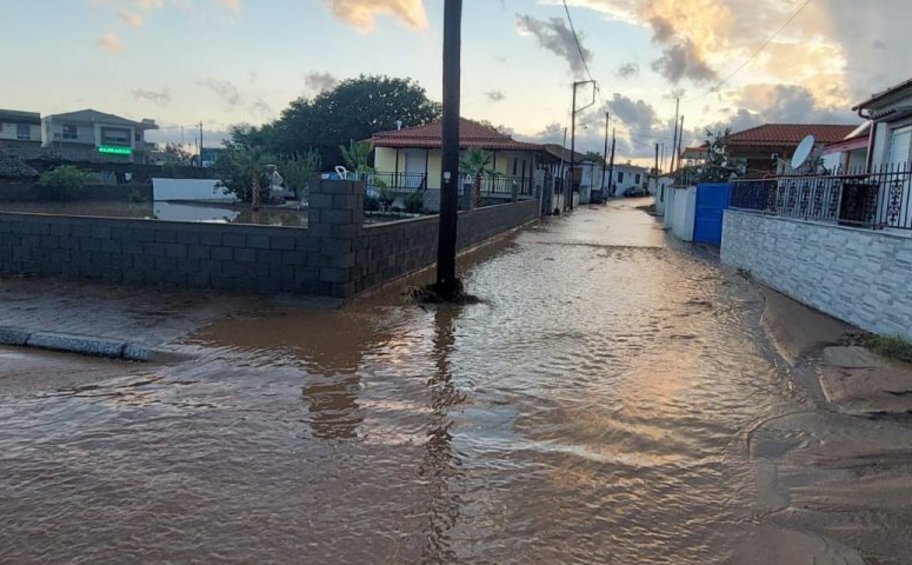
[{"x1": 623, "y1": 186, "x2": 647, "y2": 197}]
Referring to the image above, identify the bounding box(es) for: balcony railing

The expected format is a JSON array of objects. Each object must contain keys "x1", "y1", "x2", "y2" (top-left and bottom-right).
[
  {"x1": 730, "y1": 164, "x2": 912, "y2": 230},
  {"x1": 368, "y1": 172, "x2": 534, "y2": 198}
]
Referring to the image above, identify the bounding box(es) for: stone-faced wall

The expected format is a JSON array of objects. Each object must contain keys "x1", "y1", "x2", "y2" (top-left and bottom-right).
[
  {"x1": 721, "y1": 210, "x2": 912, "y2": 340},
  {"x1": 0, "y1": 180, "x2": 540, "y2": 298}
]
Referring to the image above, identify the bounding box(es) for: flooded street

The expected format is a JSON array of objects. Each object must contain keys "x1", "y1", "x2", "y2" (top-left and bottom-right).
[{"x1": 2, "y1": 200, "x2": 910, "y2": 563}]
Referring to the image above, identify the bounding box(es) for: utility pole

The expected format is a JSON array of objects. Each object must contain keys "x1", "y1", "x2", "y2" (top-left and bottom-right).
[
  {"x1": 654, "y1": 142, "x2": 660, "y2": 189},
  {"x1": 568, "y1": 80, "x2": 597, "y2": 211},
  {"x1": 199, "y1": 121, "x2": 204, "y2": 167},
  {"x1": 435, "y1": 0, "x2": 462, "y2": 298},
  {"x1": 601, "y1": 111, "x2": 610, "y2": 197},
  {"x1": 676, "y1": 116, "x2": 685, "y2": 175},
  {"x1": 607, "y1": 129, "x2": 616, "y2": 197},
  {"x1": 670, "y1": 97, "x2": 680, "y2": 174}
]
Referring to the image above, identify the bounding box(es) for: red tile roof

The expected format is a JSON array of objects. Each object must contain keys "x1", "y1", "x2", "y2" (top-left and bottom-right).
[
  {"x1": 727, "y1": 123, "x2": 858, "y2": 147},
  {"x1": 372, "y1": 118, "x2": 542, "y2": 151}
]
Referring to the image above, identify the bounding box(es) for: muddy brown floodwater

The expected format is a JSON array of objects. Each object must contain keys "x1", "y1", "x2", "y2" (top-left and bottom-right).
[{"x1": 1, "y1": 199, "x2": 911, "y2": 563}]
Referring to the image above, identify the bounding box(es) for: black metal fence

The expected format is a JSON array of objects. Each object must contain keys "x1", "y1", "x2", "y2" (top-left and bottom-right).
[
  {"x1": 368, "y1": 172, "x2": 426, "y2": 192},
  {"x1": 730, "y1": 164, "x2": 912, "y2": 230},
  {"x1": 473, "y1": 175, "x2": 534, "y2": 198}
]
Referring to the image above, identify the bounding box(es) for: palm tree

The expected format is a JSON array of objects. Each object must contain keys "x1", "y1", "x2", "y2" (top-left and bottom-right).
[
  {"x1": 339, "y1": 140, "x2": 374, "y2": 176},
  {"x1": 459, "y1": 147, "x2": 498, "y2": 208},
  {"x1": 233, "y1": 147, "x2": 274, "y2": 211}
]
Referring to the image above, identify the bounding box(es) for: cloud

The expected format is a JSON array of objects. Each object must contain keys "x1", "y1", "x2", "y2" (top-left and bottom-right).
[
  {"x1": 132, "y1": 88, "x2": 171, "y2": 106},
  {"x1": 650, "y1": 39, "x2": 717, "y2": 84},
  {"x1": 325, "y1": 0, "x2": 428, "y2": 32},
  {"x1": 616, "y1": 62, "x2": 639, "y2": 78},
  {"x1": 96, "y1": 32, "x2": 124, "y2": 52},
  {"x1": 117, "y1": 10, "x2": 144, "y2": 27},
  {"x1": 136, "y1": 0, "x2": 164, "y2": 8},
  {"x1": 303, "y1": 71, "x2": 339, "y2": 92},
  {"x1": 736, "y1": 83, "x2": 857, "y2": 123},
  {"x1": 215, "y1": 0, "x2": 240, "y2": 10},
  {"x1": 198, "y1": 77, "x2": 242, "y2": 106},
  {"x1": 515, "y1": 13, "x2": 593, "y2": 78},
  {"x1": 485, "y1": 90, "x2": 506, "y2": 103}
]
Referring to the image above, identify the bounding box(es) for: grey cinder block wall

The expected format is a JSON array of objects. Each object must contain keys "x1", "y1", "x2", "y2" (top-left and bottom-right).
[
  {"x1": 721, "y1": 210, "x2": 912, "y2": 340},
  {"x1": 0, "y1": 180, "x2": 540, "y2": 298}
]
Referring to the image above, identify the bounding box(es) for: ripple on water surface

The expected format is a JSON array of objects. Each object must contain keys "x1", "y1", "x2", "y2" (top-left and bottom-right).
[{"x1": 1, "y1": 205, "x2": 799, "y2": 563}]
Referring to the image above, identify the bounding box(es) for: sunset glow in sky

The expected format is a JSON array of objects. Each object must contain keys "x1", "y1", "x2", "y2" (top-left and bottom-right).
[{"x1": 3, "y1": 0, "x2": 907, "y2": 160}]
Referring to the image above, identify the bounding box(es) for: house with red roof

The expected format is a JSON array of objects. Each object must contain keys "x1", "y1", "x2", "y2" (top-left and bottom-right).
[
  {"x1": 683, "y1": 123, "x2": 858, "y2": 178},
  {"x1": 371, "y1": 118, "x2": 559, "y2": 210}
]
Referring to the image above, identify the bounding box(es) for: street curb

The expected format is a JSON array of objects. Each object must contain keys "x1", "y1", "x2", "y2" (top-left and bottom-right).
[{"x1": 0, "y1": 325, "x2": 159, "y2": 362}]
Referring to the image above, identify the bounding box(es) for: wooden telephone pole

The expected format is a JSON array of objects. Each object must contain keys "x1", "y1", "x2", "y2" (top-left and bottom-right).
[{"x1": 435, "y1": 0, "x2": 462, "y2": 297}]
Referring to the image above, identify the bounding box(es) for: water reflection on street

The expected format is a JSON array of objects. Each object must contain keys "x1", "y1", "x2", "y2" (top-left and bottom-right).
[{"x1": 0, "y1": 200, "x2": 904, "y2": 562}]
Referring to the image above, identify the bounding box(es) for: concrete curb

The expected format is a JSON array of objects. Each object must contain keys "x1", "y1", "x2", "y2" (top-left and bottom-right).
[{"x1": 0, "y1": 325, "x2": 158, "y2": 362}]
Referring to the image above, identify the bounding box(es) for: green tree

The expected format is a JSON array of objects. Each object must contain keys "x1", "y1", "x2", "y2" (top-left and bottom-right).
[
  {"x1": 692, "y1": 128, "x2": 738, "y2": 183},
  {"x1": 214, "y1": 146, "x2": 275, "y2": 207},
  {"x1": 280, "y1": 149, "x2": 322, "y2": 200},
  {"x1": 232, "y1": 75, "x2": 441, "y2": 166},
  {"x1": 459, "y1": 148, "x2": 498, "y2": 208}
]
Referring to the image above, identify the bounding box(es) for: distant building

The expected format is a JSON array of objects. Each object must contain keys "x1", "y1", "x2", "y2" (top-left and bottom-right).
[
  {"x1": 0, "y1": 109, "x2": 42, "y2": 156},
  {"x1": 609, "y1": 164, "x2": 649, "y2": 196},
  {"x1": 42, "y1": 109, "x2": 159, "y2": 163}
]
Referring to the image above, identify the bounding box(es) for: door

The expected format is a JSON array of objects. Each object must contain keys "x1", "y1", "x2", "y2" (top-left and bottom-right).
[
  {"x1": 694, "y1": 183, "x2": 732, "y2": 246},
  {"x1": 405, "y1": 150, "x2": 426, "y2": 189}
]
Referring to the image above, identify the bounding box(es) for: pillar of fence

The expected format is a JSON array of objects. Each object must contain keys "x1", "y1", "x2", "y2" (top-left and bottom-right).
[{"x1": 307, "y1": 179, "x2": 364, "y2": 298}]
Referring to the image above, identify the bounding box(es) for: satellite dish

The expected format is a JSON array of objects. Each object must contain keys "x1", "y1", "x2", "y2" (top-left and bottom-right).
[{"x1": 791, "y1": 135, "x2": 816, "y2": 169}]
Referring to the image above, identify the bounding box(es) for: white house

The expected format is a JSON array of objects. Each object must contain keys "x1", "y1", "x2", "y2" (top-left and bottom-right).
[
  {"x1": 608, "y1": 164, "x2": 649, "y2": 197},
  {"x1": 853, "y1": 77, "x2": 912, "y2": 170}
]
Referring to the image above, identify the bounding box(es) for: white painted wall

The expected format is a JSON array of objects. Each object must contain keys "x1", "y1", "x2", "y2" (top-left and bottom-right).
[
  {"x1": 722, "y1": 210, "x2": 912, "y2": 340},
  {"x1": 663, "y1": 186, "x2": 696, "y2": 241},
  {"x1": 152, "y1": 178, "x2": 234, "y2": 201}
]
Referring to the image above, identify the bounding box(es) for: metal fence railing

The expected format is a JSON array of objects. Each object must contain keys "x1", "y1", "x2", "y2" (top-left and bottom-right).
[
  {"x1": 472, "y1": 175, "x2": 534, "y2": 198},
  {"x1": 730, "y1": 164, "x2": 912, "y2": 230}
]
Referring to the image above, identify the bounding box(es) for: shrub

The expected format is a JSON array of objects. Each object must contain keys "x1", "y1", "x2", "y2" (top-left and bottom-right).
[
  {"x1": 37, "y1": 165, "x2": 96, "y2": 199},
  {"x1": 364, "y1": 194, "x2": 381, "y2": 212},
  {"x1": 404, "y1": 190, "x2": 424, "y2": 214}
]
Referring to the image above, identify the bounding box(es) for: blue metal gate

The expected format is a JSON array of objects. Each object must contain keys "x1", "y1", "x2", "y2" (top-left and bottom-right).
[{"x1": 693, "y1": 183, "x2": 732, "y2": 246}]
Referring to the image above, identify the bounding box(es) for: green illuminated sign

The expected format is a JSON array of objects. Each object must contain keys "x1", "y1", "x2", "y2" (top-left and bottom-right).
[{"x1": 98, "y1": 146, "x2": 133, "y2": 155}]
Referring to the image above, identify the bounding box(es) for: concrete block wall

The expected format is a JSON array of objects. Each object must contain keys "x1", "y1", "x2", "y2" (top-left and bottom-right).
[
  {"x1": 344, "y1": 198, "x2": 540, "y2": 296},
  {"x1": 721, "y1": 210, "x2": 912, "y2": 340},
  {"x1": 0, "y1": 180, "x2": 539, "y2": 298},
  {"x1": 0, "y1": 213, "x2": 322, "y2": 294}
]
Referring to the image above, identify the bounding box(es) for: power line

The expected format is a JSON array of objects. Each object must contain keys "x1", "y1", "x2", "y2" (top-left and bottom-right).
[
  {"x1": 562, "y1": 0, "x2": 595, "y2": 83},
  {"x1": 684, "y1": 0, "x2": 813, "y2": 102}
]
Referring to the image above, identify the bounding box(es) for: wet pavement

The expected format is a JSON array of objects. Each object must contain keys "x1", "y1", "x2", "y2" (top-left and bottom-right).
[{"x1": 1, "y1": 199, "x2": 911, "y2": 563}]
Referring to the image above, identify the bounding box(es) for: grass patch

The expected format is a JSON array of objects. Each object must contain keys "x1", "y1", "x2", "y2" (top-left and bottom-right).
[{"x1": 862, "y1": 334, "x2": 912, "y2": 364}]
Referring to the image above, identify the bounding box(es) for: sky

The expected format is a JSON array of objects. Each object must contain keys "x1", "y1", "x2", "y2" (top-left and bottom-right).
[{"x1": 2, "y1": 0, "x2": 909, "y2": 164}]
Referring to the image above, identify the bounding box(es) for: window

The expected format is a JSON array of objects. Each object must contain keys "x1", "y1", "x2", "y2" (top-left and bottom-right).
[
  {"x1": 101, "y1": 127, "x2": 131, "y2": 147},
  {"x1": 512, "y1": 158, "x2": 518, "y2": 176},
  {"x1": 16, "y1": 124, "x2": 30, "y2": 141},
  {"x1": 62, "y1": 124, "x2": 78, "y2": 140},
  {"x1": 617, "y1": 171, "x2": 625, "y2": 183},
  {"x1": 635, "y1": 173, "x2": 641, "y2": 184}
]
